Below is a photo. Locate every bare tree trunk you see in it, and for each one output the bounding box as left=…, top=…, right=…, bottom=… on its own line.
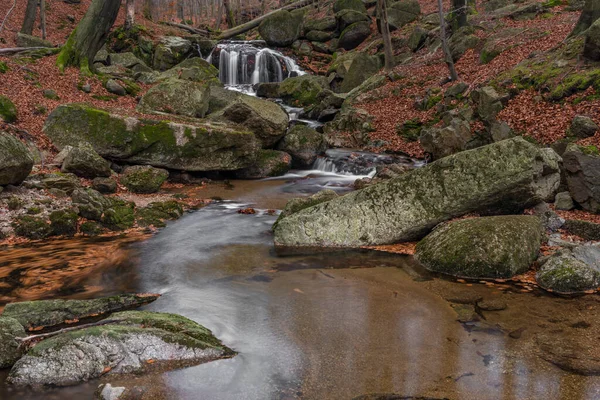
left=571, top=0, right=600, bottom=36
left=438, top=0, right=458, bottom=81
left=451, top=0, right=468, bottom=29
left=40, top=0, right=46, bottom=39
left=215, top=1, right=224, bottom=30
left=21, top=0, right=38, bottom=35
left=57, top=0, right=121, bottom=73
left=378, top=0, right=394, bottom=71
left=125, top=0, right=135, bottom=30
left=224, top=0, right=236, bottom=28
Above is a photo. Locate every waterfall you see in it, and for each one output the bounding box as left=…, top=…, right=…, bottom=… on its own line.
left=209, top=41, right=305, bottom=88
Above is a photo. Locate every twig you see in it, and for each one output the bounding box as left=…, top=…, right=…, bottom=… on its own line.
left=0, top=0, right=17, bottom=35
left=17, top=319, right=119, bottom=349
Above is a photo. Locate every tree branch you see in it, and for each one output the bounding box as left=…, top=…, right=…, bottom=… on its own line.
left=0, top=0, right=17, bottom=34
left=160, top=21, right=209, bottom=36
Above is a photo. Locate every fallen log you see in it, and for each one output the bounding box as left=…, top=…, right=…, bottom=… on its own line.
left=160, top=21, right=209, bottom=36
left=0, top=46, right=54, bottom=55
left=216, top=0, right=317, bottom=40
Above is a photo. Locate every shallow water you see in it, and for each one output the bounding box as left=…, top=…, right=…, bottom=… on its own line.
left=1, top=171, right=600, bottom=400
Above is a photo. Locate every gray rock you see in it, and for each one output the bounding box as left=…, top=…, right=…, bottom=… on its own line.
left=16, top=32, right=53, bottom=48
left=563, top=145, right=600, bottom=212
left=109, top=52, right=146, bottom=69
left=572, top=245, right=600, bottom=269
left=420, top=118, right=471, bottom=160
left=138, top=78, right=210, bottom=118
left=489, top=120, right=514, bottom=142
left=277, top=125, right=327, bottom=168
left=446, top=82, right=469, bottom=98
left=255, top=82, right=281, bottom=98
left=153, top=36, right=193, bottom=71
left=0, top=317, right=26, bottom=368
left=555, top=191, right=575, bottom=211
left=333, top=0, right=366, bottom=13
left=61, top=143, right=112, bottom=179
left=274, top=137, right=561, bottom=248
left=156, top=57, right=219, bottom=84
left=258, top=10, right=303, bottom=47
left=533, top=202, right=565, bottom=232
left=471, top=86, right=503, bottom=122
left=105, top=79, right=126, bottom=96
left=54, top=145, right=73, bottom=165
left=278, top=74, right=329, bottom=107
left=416, top=216, right=543, bottom=279
left=339, top=53, right=380, bottom=93
left=571, top=115, right=599, bottom=138
left=98, top=384, right=126, bottom=400
left=537, top=250, right=600, bottom=294
left=408, top=25, right=428, bottom=51
left=338, top=21, right=371, bottom=50
left=234, top=150, right=291, bottom=179
left=42, top=89, right=59, bottom=100
left=275, top=189, right=339, bottom=228
left=41, top=172, right=80, bottom=194
left=383, top=0, right=421, bottom=31
left=564, top=219, right=600, bottom=241
left=121, top=165, right=169, bottom=194
left=0, top=132, right=34, bottom=186
left=71, top=187, right=111, bottom=221
left=92, top=177, right=117, bottom=194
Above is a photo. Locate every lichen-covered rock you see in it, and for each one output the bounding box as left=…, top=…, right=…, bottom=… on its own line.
left=304, top=17, right=337, bottom=33
left=333, top=0, right=367, bottom=13
left=555, top=191, right=575, bottom=211
left=278, top=75, right=329, bottom=107
left=258, top=10, right=303, bottom=47
left=71, top=188, right=111, bottom=221
left=101, top=199, right=136, bottom=231
left=136, top=201, right=184, bottom=227
left=420, top=119, right=471, bottom=160
left=40, top=172, right=80, bottom=194
left=235, top=150, right=292, bottom=179
left=0, top=317, right=26, bottom=368
left=7, top=311, right=233, bottom=387
left=471, top=86, right=504, bottom=122
left=338, top=21, right=371, bottom=50
left=12, top=216, right=52, bottom=240
left=152, top=36, right=193, bottom=71
left=339, top=52, right=380, bottom=93
left=383, top=0, right=421, bottom=31
left=44, top=104, right=259, bottom=172
left=2, top=294, right=160, bottom=330
left=537, top=251, right=600, bottom=294
left=336, top=9, right=370, bottom=32
left=563, top=145, right=600, bottom=213
left=109, top=52, right=146, bottom=69
left=138, top=78, right=210, bottom=118
left=571, top=115, right=599, bottom=138
left=92, top=177, right=117, bottom=194
left=0, top=132, right=34, bottom=186
left=156, top=57, right=220, bottom=84
left=564, top=219, right=600, bottom=241
left=120, top=165, right=169, bottom=194
left=61, top=143, right=112, bottom=179
left=415, top=216, right=543, bottom=279
left=274, top=137, right=561, bottom=248
left=277, top=125, right=327, bottom=168
left=0, top=95, right=18, bottom=123
left=49, top=209, right=78, bottom=236
left=274, top=189, right=338, bottom=228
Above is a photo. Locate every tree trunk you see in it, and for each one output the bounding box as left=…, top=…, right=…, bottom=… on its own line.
left=438, top=0, right=458, bottom=81
left=378, top=0, right=394, bottom=71
left=215, top=1, right=224, bottom=30
left=40, top=0, right=46, bottom=39
left=21, top=0, right=38, bottom=35
left=571, top=0, right=600, bottom=36
left=224, top=0, right=236, bottom=28
left=57, top=0, right=121, bottom=73
left=451, top=0, right=468, bottom=29
left=125, top=0, right=135, bottom=30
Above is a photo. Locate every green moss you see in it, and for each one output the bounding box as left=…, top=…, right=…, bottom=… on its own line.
left=0, top=95, right=17, bottom=123
left=396, top=119, right=423, bottom=142
left=425, top=95, right=442, bottom=110
left=542, top=0, right=562, bottom=7
left=13, top=216, right=52, bottom=240
left=580, top=145, right=600, bottom=156
left=102, top=199, right=135, bottom=231
left=0, top=62, right=8, bottom=73
left=7, top=196, right=23, bottom=211
left=49, top=210, right=78, bottom=236
left=549, top=70, right=600, bottom=101
left=136, top=201, right=183, bottom=228
left=26, top=207, right=42, bottom=215
left=80, top=221, right=102, bottom=236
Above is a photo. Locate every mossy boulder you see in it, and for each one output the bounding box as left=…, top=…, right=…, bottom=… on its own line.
left=108, top=52, right=147, bottom=69
left=339, top=52, right=380, bottom=93
left=61, top=143, right=111, bottom=179
left=449, top=27, right=480, bottom=61
left=381, top=0, right=421, bottom=31
left=80, top=221, right=102, bottom=236
left=0, top=95, right=18, bottom=123
left=136, top=200, right=184, bottom=227
left=304, top=17, right=337, bottom=33
left=336, top=9, right=370, bottom=32
left=102, top=198, right=135, bottom=230
left=274, top=189, right=338, bottom=228
left=12, top=216, right=52, bottom=240
left=278, top=75, right=329, bottom=107
left=156, top=57, right=220, bottom=84
left=92, top=177, right=117, bottom=194
left=277, top=125, right=327, bottom=168
left=0, top=132, right=34, bottom=186
left=338, top=21, right=372, bottom=50
left=415, top=216, right=543, bottom=279
left=71, top=188, right=111, bottom=221
left=563, top=145, right=600, bottom=213
left=306, top=30, right=335, bottom=43
left=258, top=10, right=303, bottom=47
left=7, top=310, right=232, bottom=387
left=0, top=317, right=26, bottom=368
left=40, top=172, right=80, bottom=194
left=537, top=251, right=600, bottom=294
left=16, top=32, right=53, bottom=48
left=120, top=165, right=169, bottom=194
left=138, top=78, right=210, bottom=118
left=49, top=209, right=78, bottom=236
left=43, top=104, right=259, bottom=172
left=333, top=0, right=367, bottom=13
left=152, top=36, right=193, bottom=71
left=235, top=150, right=292, bottom=179
left=255, top=82, right=281, bottom=99
left=274, top=137, right=561, bottom=248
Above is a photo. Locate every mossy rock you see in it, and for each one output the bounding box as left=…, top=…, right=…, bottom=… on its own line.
left=277, top=125, right=326, bottom=168
left=80, top=221, right=103, bottom=236
left=338, top=21, right=372, bottom=51
left=537, top=252, right=600, bottom=294
left=61, top=143, right=111, bottom=179
left=13, top=216, right=52, bottom=240
left=102, top=198, right=136, bottom=231
left=71, top=187, right=111, bottom=221
left=157, top=57, right=220, bottom=84
left=0, top=95, right=18, bottom=123
left=0, top=132, right=34, bottom=186
left=449, top=27, right=480, bottom=61
left=382, top=0, right=421, bottom=31
left=258, top=10, right=303, bottom=47
left=138, top=78, right=210, bottom=118
left=339, top=52, right=381, bottom=93
left=121, top=165, right=169, bottom=194
left=333, top=0, right=367, bottom=13
left=278, top=75, right=329, bottom=107
left=49, top=210, right=78, bottom=236
left=0, top=317, right=26, bottom=368
left=235, top=150, right=292, bottom=179
left=336, top=9, right=370, bottom=32
left=136, top=200, right=184, bottom=227
left=304, top=17, right=337, bottom=33
left=274, top=189, right=338, bottom=229
left=16, top=32, right=53, bottom=48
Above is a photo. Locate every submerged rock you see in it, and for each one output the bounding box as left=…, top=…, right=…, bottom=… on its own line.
left=7, top=311, right=233, bottom=387
left=415, top=216, right=543, bottom=279
left=274, top=137, right=561, bottom=248
left=44, top=104, right=259, bottom=171
left=0, top=132, right=34, bottom=186
left=1, top=294, right=160, bottom=330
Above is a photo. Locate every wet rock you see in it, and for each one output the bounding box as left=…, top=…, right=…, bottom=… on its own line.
left=61, top=143, right=112, bottom=179
left=278, top=74, right=329, bottom=107
left=537, top=332, right=600, bottom=374
left=105, top=79, right=126, bottom=96
left=563, top=219, right=600, bottom=241
left=277, top=125, right=327, bottom=168
left=7, top=311, right=233, bottom=387
left=258, top=10, right=303, bottom=47
left=0, top=317, right=26, bottom=368
left=1, top=294, right=160, bottom=330
left=442, top=292, right=483, bottom=305
left=275, top=138, right=561, bottom=247
left=451, top=304, right=479, bottom=323
left=570, top=115, right=599, bottom=138
left=275, top=190, right=339, bottom=228
left=235, top=150, right=292, bottom=179
left=0, top=132, right=34, bottom=186
left=416, top=216, right=543, bottom=279
left=136, top=201, right=184, bottom=228
left=555, top=191, right=575, bottom=211
left=536, top=250, right=600, bottom=294
left=71, top=187, right=111, bottom=221
left=138, top=78, right=210, bottom=118
left=92, top=177, right=117, bottom=194
left=121, top=165, right=168, bottom=194
left=255, top=82, right=281, bottom=98
left=97, top=383, right=126, bottom=400
left=44, top=104, right=259, bottom=172
left=420, top=119, right=471, bottom=160
left=338, top=21, right=372, bottom=50
left=0, top=95, right=17, bottom=123
left=477, top=299, right=507, bottom=311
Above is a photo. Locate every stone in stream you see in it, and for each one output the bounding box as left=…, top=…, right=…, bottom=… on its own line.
left=277, top=125, right=327, bottom=168
left=415, top=216, right=544, bottom=279
left=274, top=137, right=561, bottom=248
left=234, top=150, right=292, bottom=179
left=138, top=78, right=210, bottom=118
left=7, top=311, right=234, bottom=387
left=43, top=104, right=259, bottom=171
left=1, top=293, right=160, bottom=330
left=274, top=189, right=339, bottom=229
left=0, top=131, right=34, bottom=186
left=278, top=74, right=329, bottom=107
left=0, top=316, right=26, bottom=368
left=536, top=249, right=600, bottom=294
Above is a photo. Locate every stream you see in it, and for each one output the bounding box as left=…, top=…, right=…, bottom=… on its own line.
left=1, top=43, right=600, bottom=399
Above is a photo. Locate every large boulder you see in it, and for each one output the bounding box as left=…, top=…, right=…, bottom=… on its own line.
left=0, top=317, right=26, bottom=368
left=156, top=57, right=220, bottom=84
left=563, top=145, right=600, bottom=213
left=584, top=18, right=600, bottom=61
left=0, top=132, right=34, bottom=186
left=7, top=311, right=234, bottom=387
left=61, top=143, right=111, bottom=179
left=0, top=95, right=17, bottom=123
left=153, top=36, right=193, bottom=71
left=420, top=119, right=472, bottom=160
left=43, top=104, right=259, bottom=171
left=382, top=0, right=421, bottom=31
left=274, top=189, right=339, bottom=228
left=138, top=78, right=210, bottom=118
left=109, top=52, right=147, bottom=69
left=339, top=52, right=380, bottom=93
left=333, top=0, right=367, bottom=13
left=415, top=216, right=543, bottom=279
left=274, top=137, right=561, bottom=248
left=235, top=150, right=292, bottom=179
left=120, top=165, right=169, bottom=194
left=338, top=21, right=372, bottom=50
left=304, top=17, right=337, bottom=33
left=278, top=74, right=329, bottom=107
left=336, top=9, right=370, bottom=32
left=277, top=125, right=327, bottom=168
left=570, top=115, right=599, bottom=138
left=258, top=10, right=303, bottom=47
